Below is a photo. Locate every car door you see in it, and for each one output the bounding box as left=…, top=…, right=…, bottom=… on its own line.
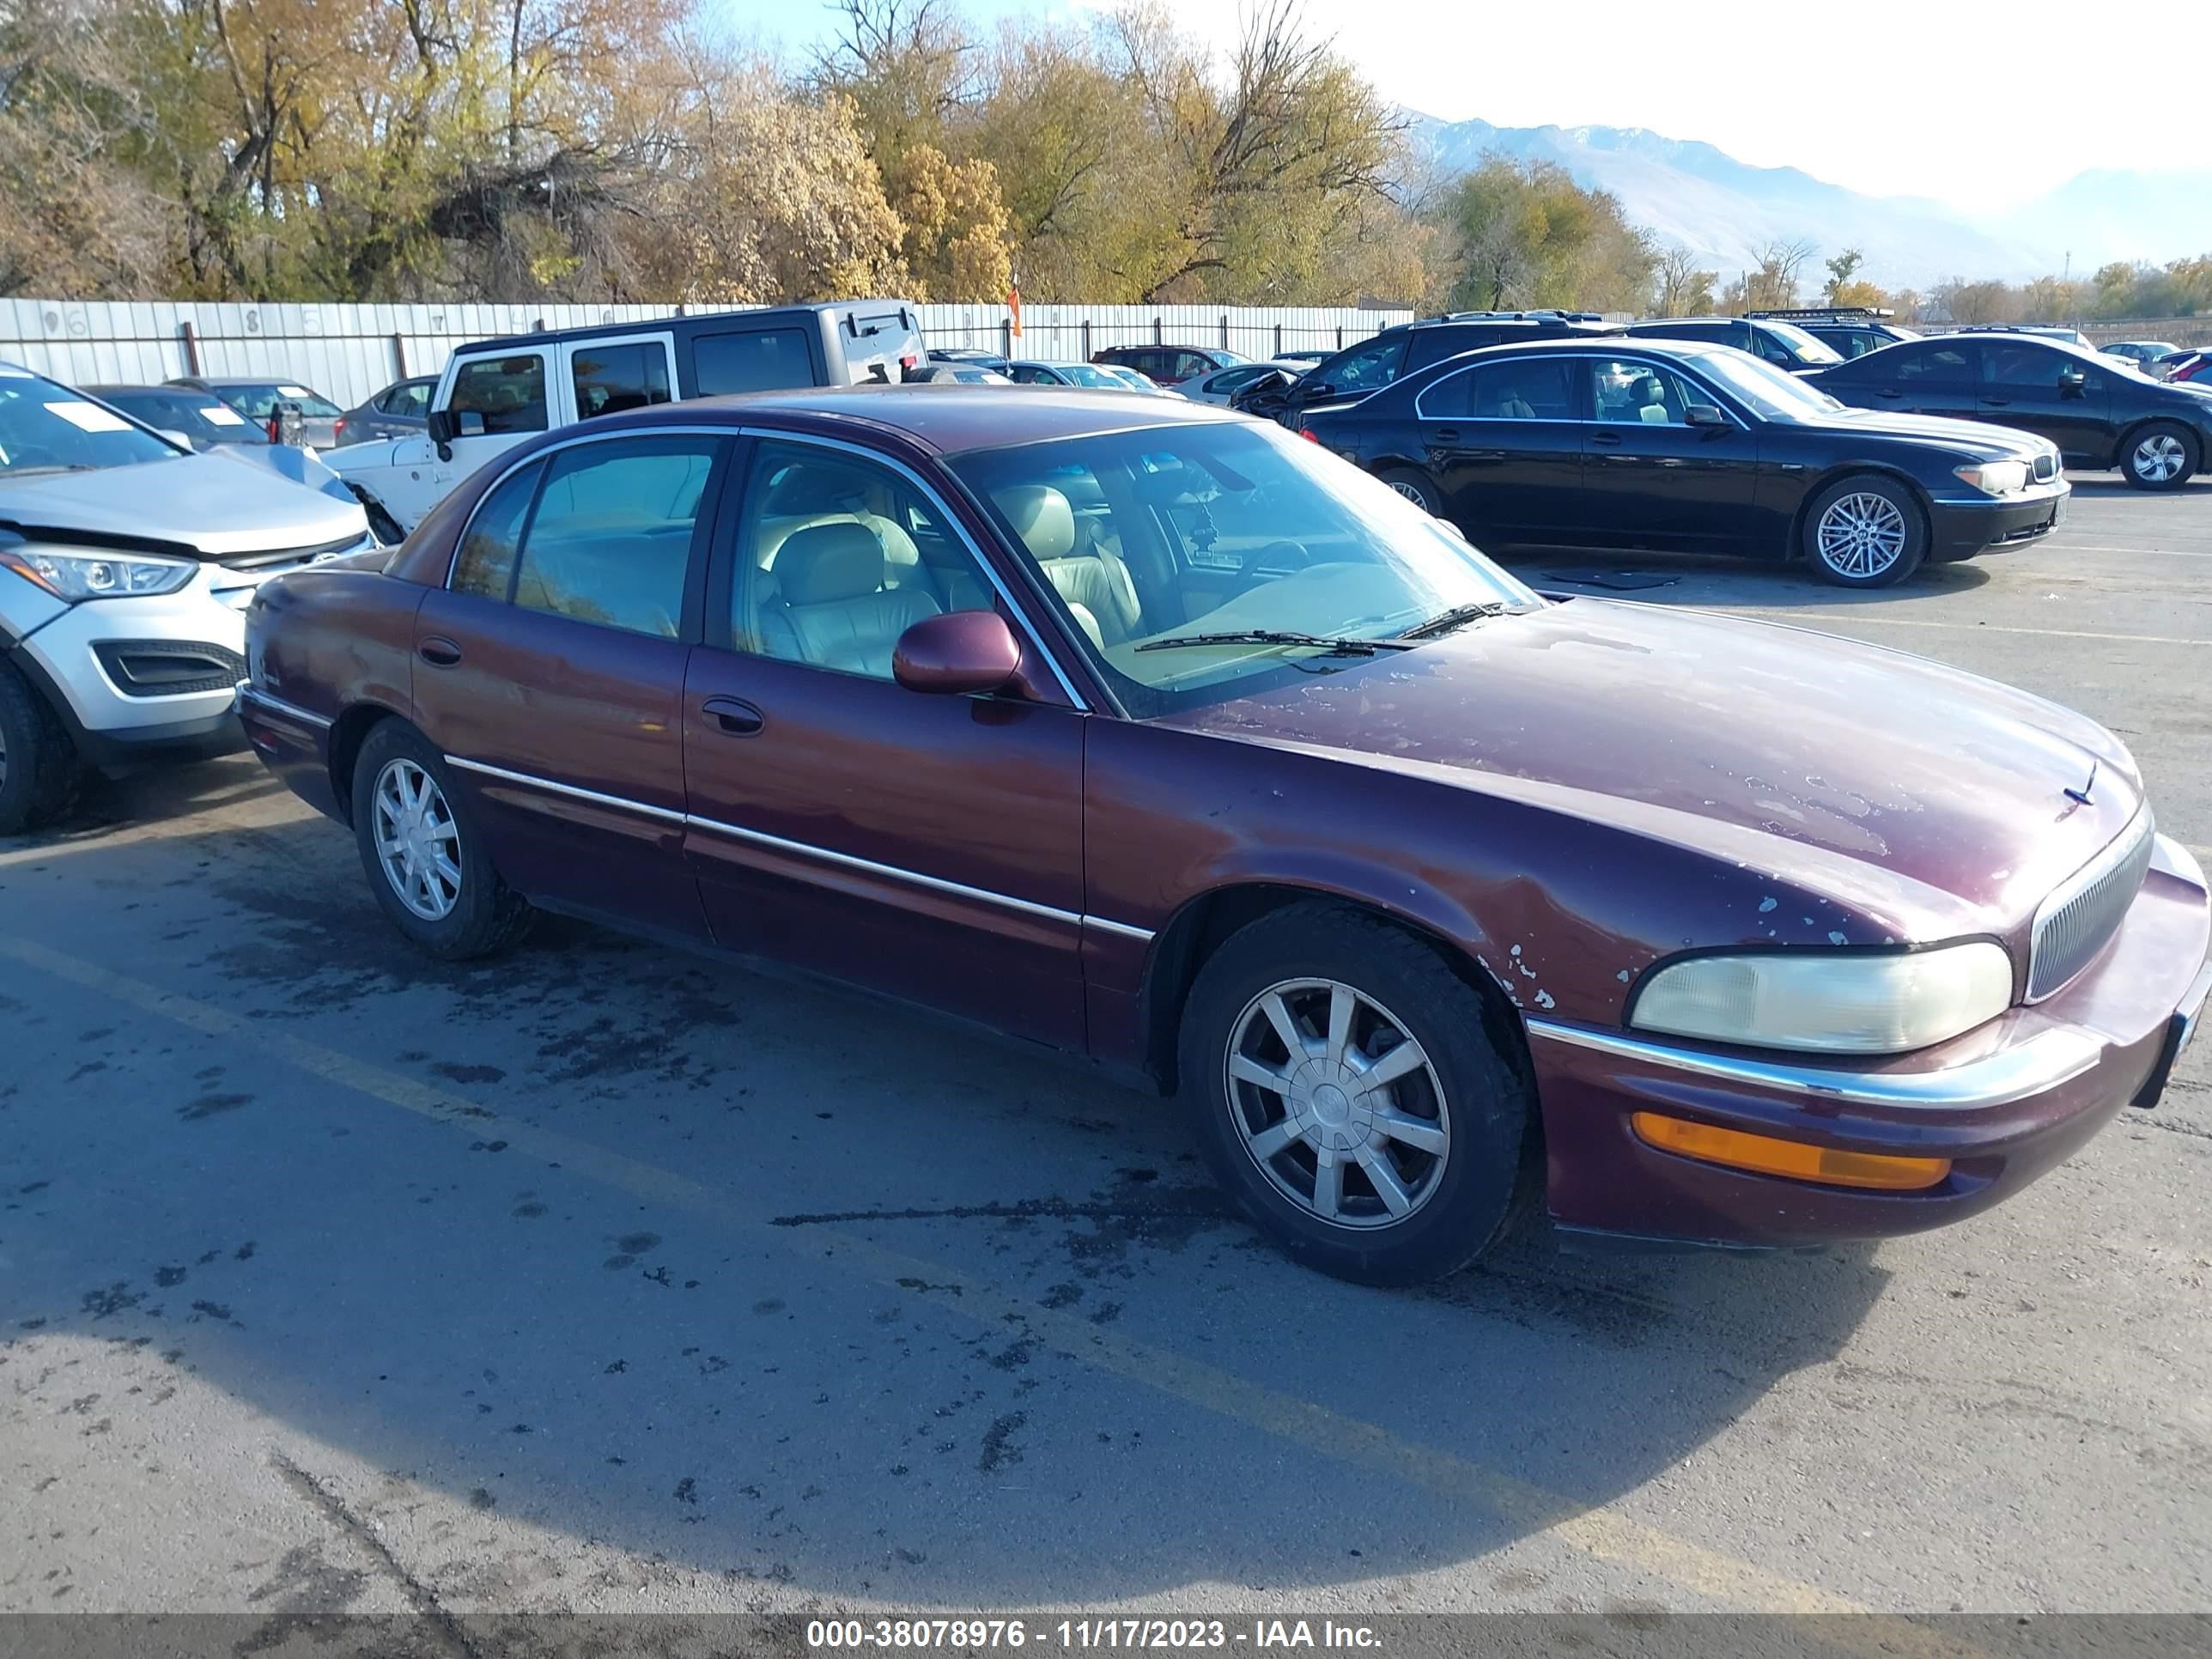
left=1846, top=341, right=1978, bottom=421
left=1976, top=341, right=2110, bottom=460
left=367, top=350, right=554, bottom=531
left=1416, top=356, right=1589, bottom=546
left=410, top=429, right=729, bottom=940
left=1577, top=356, right=1765, bottom=551
left=679, top=434, right=1091, bottom=1050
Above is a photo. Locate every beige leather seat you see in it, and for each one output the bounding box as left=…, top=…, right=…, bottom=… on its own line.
left=994, top=484, right=1144, bottom=645
left=753, top=464, right=922, bottom=589
left=761, top=521, right=940, bottom=678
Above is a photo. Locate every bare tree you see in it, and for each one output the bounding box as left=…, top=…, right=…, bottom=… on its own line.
left=1656, top=243, right=1717, bottom=316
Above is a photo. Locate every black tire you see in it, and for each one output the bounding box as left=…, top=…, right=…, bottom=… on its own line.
left=1375, top=467, right=1445, bottom=516
left=2118, top=422, right=2197, bottom=491
left=0, top=661, right=85, bottom=836
left=349, top=720, right=532, bottom=959
left=1802, top=473, right=1927, bottom=587
left=1178, top=902, right=1534, bottom=1285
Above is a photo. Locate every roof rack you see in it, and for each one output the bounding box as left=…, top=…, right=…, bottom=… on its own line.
left=1747, top=307, right=1896, bottom=321
left=1420, top=309, right=1607, bottom=325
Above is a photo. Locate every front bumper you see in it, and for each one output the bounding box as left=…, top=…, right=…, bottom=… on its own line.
left=1528, top=835, right=2210, bottom=1249
left=1927, top=479, right=2069, bottom=562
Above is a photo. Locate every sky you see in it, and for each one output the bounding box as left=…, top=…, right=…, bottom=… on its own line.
left=717, top=0, right=2212, bottom=213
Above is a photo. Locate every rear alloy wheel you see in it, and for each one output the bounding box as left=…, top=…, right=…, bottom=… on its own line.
left=1376, top=467, right=1444, bottom=515
left=2120, top=422, right=2197, bottom=490
left=1804, top=475, right=1925, bottom=586
left=1182, top=902, right=1534, bottom=1285
left=350, top=720, right=532, bottom=959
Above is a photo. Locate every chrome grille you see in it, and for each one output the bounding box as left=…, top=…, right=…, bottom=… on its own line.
left=2027, top=810, right=2155, bottom=1000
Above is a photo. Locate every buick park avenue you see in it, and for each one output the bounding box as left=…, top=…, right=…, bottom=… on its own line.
left=236, top=387, right=2211, bottom=1284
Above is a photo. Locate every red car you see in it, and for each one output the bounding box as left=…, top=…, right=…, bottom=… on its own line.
left=236, top=387, right=2212, bottom=1284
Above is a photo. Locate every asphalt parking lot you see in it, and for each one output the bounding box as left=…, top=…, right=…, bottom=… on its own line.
left=3, top=477, right=2209, bottom=1623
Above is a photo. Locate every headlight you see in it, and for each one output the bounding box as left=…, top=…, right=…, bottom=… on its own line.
left=1630, top=942, right=2014, bottom=1054
left=1954, top=461, right=2027, bottom=495
left=0, top=544, right=198, bottom=602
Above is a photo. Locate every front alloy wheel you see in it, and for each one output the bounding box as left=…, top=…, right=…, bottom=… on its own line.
left=1225, top=978, right=1450, bottom=1227
left=373, top=757, right=461, bottom=920
left=1816, top=491, right=1907, bottom=579
left=1181, top=902, right=1534, bottom=1285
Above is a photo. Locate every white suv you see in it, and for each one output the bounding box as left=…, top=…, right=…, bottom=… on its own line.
left=0, top=365, right=374, bottom=833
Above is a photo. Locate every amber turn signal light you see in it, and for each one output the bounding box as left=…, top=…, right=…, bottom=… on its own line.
left=1631, top=1112, right=1951, bottom=1192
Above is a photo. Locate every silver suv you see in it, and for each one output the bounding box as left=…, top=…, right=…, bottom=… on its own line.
left=0, top=365, right=374, bottom=832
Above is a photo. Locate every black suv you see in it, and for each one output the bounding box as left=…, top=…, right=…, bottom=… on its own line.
left=1233, top=311, right=1619, bottom=425
left=1809, top=331, right=2212, bottom=489
left=1622, top=315, right=1844, bottom=373
left=1748, top=307, right=1919, bottom=360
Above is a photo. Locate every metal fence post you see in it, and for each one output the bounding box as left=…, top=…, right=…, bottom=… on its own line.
left=1153, top=316, right=1164, bottom=345
left=1336, top=326, right=1344, bottom=349
left=1083, top=320, right=1092, bottom=359
left=392, top=331, right=409, bottom=377
left=1002, top=318, right=1012, bottom=358
left=1220, top=315, right=1229, bottom=349
left=180, top=320, right=201, bottom=376
left=1274, top=323, right=1283, bottom=356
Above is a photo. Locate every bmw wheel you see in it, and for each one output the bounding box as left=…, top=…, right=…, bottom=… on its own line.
left=2120, top=422, right=2197, bottom=491
left=1181, top=902, right=1534, bottom=1285
left=1804, top=475, right=1926, bottom=587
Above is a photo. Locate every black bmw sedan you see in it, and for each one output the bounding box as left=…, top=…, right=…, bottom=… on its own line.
left=1297, top=338, right=2069, bottom=586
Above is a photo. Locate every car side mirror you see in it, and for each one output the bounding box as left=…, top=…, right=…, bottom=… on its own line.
left=1303, top=381, right=1334, bottom=398
left=893, top=611, right=1023, bottom=696
left=2059, top=369, right=2087, bottom=399
left=1684, top=404, right=1727, bottom=428
left=425, top=408, right=457, bottom=446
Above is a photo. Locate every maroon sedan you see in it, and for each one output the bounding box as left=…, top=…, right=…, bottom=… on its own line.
left=234, top=387, right=2212, bottom=1284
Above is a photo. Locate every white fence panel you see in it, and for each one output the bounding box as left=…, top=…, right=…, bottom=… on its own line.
left=0, top=297, right=1411, bottom=406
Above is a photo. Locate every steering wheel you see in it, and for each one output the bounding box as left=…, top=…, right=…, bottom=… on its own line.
left=1236, top=539, right=1313, bottom=585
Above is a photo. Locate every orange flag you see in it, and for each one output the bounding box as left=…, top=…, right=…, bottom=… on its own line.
left=1008, top=278, right=1023, bottom=339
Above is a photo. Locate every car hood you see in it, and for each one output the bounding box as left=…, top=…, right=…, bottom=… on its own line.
left=0, top=451, right=367, bottom=557
left=1805, top=404, right=2056, bottom=459
left=1159, top=598, right=2141, bottom=940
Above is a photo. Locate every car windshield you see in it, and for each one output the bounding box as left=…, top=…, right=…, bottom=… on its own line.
left=1693, top=350, right=1846, bottom=420
left=211, top=382, right=343, bottom=419
left=1051, top=364, right=1121, bottom=388
left=1762, top=320, right=1844, bottom=364
left=0, top=374, right=182, bottom=476
left=950, top=420, right=1541, bottom=715
left=97, top=390, right=269, bottom=446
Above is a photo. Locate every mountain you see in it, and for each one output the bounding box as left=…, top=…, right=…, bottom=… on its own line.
left=1404, top=115, right=2210, bottom=289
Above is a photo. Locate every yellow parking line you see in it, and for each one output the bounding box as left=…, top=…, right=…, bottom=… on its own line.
left=2, top=933, right=1990, bottom=1644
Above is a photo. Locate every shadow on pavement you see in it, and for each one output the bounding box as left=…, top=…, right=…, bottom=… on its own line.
left=2, top=802, right=1891, bottom=1607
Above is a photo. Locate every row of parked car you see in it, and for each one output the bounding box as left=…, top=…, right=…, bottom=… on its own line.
left=7, top=293, right=2207, bottom=840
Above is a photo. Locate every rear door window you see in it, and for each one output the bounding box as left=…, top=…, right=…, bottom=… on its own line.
left=451, top=460, right=545, bottom=600
left=448, top=355, right=549, bottom=434
left=1420, top=358, right=1578, bottom=421
left=692, top=329, right=816, bottom=395
left=508, top=436, right=722, bottom=636
left=569, top=341, right=672, bottom=420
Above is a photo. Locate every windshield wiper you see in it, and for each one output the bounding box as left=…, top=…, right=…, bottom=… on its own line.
left=1398, top=601, right=1513, bottom=641
left=1134, top=629, right=1414, bottom=657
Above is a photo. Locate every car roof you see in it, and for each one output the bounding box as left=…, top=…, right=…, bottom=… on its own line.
left=602, top=381, right=1241, bottom=454
left=459, top=299, right=917, bottom=356
left=184, top=375, right=314, bottom=387
left=84, top=384, right=179, bottom=396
